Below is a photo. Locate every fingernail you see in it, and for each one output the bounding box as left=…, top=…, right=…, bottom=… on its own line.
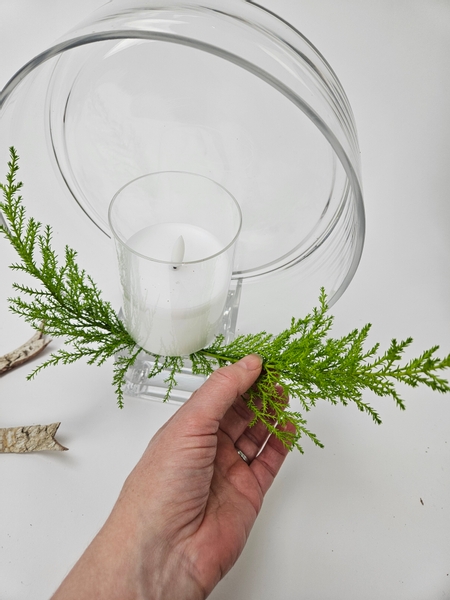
left=236, top=354, right=262, bottom=370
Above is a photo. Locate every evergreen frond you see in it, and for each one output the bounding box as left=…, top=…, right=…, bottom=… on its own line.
left=2, top=147, right=450, bottom=452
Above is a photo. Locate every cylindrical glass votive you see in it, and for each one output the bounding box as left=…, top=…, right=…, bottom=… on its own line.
left=108, top=171, right=242, bottom=356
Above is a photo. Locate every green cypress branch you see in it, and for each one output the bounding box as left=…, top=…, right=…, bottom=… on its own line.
left=2, top=147, right=450, bottom=451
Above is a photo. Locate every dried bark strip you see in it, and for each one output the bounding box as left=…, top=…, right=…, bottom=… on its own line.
left=0, top=422, right=67, bottom=453
left=0, top=328, right=51, bottom=375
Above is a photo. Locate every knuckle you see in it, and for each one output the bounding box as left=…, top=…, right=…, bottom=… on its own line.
left=209, top=364, right=240, bottom=392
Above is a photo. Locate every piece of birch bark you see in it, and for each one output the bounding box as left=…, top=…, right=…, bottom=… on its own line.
left=0, top=422, right=67, bottom=453
left=0, top=328, right=51, bottom=375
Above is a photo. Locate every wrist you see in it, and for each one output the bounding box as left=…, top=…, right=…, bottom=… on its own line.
left=51, top=502, right=205, bottom=600
left=139, top=541, right=206, bottom=600
left=106, top=499, right=206, bottom=600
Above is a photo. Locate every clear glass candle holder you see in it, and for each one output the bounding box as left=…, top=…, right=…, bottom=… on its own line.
left=108, top=171, right=242, bottom=357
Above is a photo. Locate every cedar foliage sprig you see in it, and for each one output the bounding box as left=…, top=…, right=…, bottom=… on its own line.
left=1, top=147, right=450, bottom=452
left=0, top=147, right=140, bottom=405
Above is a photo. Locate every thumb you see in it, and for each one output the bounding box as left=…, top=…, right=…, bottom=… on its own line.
left=186, top=354, right=262, bottom=423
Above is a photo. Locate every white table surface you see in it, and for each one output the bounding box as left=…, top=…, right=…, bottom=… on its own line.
left=1, top=1, right=450, bottom=599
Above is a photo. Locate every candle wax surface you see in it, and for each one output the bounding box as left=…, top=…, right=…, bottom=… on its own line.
left=127, top=222, right=224, bottom=263
left=120, top=222, right=232, bottom=356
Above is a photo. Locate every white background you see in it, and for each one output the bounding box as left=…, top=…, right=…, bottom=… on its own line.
left=1, top=1, right=450, bottom=599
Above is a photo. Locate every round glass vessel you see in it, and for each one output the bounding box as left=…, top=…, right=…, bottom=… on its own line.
left=0, top=0, right=365, bottom=333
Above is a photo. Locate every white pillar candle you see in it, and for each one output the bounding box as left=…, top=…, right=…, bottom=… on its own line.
left=109, top=171, right=241, bottom=357
left=119, top=222, right=233, bottom=356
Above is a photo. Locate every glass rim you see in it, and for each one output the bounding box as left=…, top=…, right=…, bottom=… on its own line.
left=108, top=170, right=243, bottom=265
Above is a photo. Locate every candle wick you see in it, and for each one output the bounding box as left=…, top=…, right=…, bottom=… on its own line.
left=171, top=235, right=185, bottom=269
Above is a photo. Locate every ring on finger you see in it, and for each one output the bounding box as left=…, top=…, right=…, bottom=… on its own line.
left=237, top=448, right=250, bottom=464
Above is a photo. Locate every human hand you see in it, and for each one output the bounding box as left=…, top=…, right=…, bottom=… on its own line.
left=52, top=355, right=294, bottom=600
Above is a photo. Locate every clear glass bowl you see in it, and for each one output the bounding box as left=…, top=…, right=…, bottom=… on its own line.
left=0, top=0, right=365, bottom=399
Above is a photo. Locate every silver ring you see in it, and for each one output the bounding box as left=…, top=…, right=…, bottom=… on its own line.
left=237, top=449, right=249, bottom=464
